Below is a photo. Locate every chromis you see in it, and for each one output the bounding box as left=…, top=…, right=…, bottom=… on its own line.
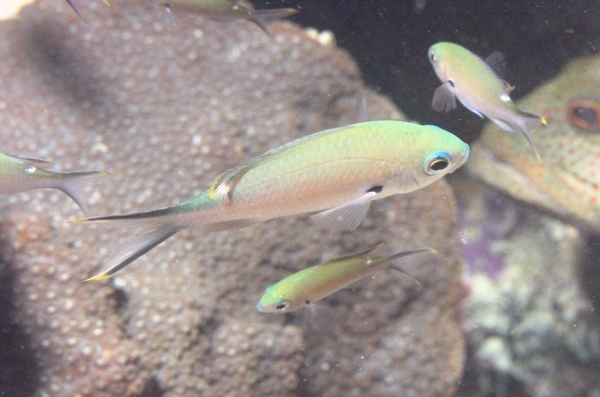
left=256, top=244, right=436, bottom=313
left=468, top=53, right=600, bottom=232
left=79, top=120, right=468, bottom=281
left=165, top=0, right=298, bottom=35
left=0, top=151, right=106, bottom=215
left=428, top=42, right=547, bottom=160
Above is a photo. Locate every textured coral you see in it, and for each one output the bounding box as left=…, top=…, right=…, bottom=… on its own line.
left=0, top=1, right=464, bottom=396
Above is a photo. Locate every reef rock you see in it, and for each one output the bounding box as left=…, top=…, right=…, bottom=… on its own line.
left=0, top=1, right=465, bottom=396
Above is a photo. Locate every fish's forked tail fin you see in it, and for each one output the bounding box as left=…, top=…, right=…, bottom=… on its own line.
left=57, top=170, right=108, bottom=216
left=517, top=111, right=547, bottom=162
left=250, top=8, right=298, bottom=35
left=72, top=207, right=185, bottom=281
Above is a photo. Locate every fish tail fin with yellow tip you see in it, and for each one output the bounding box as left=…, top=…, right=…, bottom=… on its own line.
left=74, top=207, right=185, bottom=281
left=83, top=224, right=181, bottom=281
left=517, top=111, right=547, bottom=162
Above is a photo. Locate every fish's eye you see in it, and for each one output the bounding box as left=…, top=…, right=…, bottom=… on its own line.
left=567, top=99, right=600, bottom=131
left=274, top=299, right=290, bottom=311
left=424, top=151, right=451, bottom=175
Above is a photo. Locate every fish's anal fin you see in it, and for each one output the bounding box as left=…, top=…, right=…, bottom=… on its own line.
left=432, top=81, right=457, bottom=112
left=310, top=190, right=378, bottom=231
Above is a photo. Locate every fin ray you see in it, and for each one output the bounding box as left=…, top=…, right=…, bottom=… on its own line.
left=432, top=82, right=457, bottom=112
left=310, top=191, right=377, bottom=231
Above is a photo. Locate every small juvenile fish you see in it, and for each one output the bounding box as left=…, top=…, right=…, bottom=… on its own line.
left=78, top=120, right=469, bottom=281
left=0, top=151, right=106, bottom=214
left=428, top=42, right=546, bottom=160
left=256, top=245, right=436, bottom=313
left=165, top=0, right=298, bottom=35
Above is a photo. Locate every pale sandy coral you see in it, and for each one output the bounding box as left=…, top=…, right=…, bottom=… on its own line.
left=0, top=1, right=465, bottom=396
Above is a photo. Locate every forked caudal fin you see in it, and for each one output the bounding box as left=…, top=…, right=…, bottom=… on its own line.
left=57, top=170, right=108, bottom=216
left=83, top=224, right=182, bottom=281
left=73, top=206, right=185, bottom=281
left=517, top=111, right=547, bottom=162
left=250, top=8, right=298, bottom=35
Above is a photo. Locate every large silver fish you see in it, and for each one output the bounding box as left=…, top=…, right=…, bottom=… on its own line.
left=78, top=120, right=469, bottom=281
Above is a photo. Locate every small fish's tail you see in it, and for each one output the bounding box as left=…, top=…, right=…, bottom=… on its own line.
left=516, top=111, right=547, bottom=162
left=57, top=170, right=108, bottom=216
left=250, top=8, right=298, bottom=35
left=75, top=208, right=186, bottom=281
left=66, top=0, right=85, bottom=21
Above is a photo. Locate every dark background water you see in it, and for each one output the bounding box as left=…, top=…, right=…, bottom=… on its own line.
left=260, top=0, right=600, bottom=141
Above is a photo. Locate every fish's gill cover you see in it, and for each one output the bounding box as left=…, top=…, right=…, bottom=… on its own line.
left=0, top=1, right=464, bottom=396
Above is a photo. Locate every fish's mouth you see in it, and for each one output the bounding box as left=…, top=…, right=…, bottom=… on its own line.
left=256, top=302, right=266, bottom=313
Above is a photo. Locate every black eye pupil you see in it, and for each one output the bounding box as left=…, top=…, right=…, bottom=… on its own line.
left=430, top=159, right=448, bottom=171
left=276, top=303, right=286, bottom=309
left=573, top=107, right=598, bottom=124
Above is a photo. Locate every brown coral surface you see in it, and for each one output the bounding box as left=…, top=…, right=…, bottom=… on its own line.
left=0, top=1, right=465, bottom=396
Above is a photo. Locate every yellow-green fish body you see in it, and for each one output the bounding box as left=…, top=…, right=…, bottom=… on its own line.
left=468, top=54, right=600, bottom=231
left=166, top=0, right=297, bottom=34
left=429, top=42, right=546, bottom=158
left=256, top=245, right=435, bottom=312
left=0, top=151, right=106, bottom=214
left=82, top=120, right=469, bottom=280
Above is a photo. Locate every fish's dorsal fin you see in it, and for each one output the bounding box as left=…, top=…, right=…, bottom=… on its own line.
left=6, top=152, right=53, bottom=165
left=310, top=190, right=378, bottom=231
left=484, top=51, right=507, bottom=78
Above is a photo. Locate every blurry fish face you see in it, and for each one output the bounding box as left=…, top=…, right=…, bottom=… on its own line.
left=257, top=286, right=295, bottom=313
left=428, top=44, right=448, bottom=80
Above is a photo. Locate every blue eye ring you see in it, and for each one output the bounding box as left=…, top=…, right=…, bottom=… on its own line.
left=425, top=151, right=451, bottom=175
left=274, top=298, right=290, bottom=311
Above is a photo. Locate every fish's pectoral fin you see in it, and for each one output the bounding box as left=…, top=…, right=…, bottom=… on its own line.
left=484, top=51, right=507, bottom=78
left=432, top=81, right=457, bottom=112
left=310, top=190, right=378, bottom=231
